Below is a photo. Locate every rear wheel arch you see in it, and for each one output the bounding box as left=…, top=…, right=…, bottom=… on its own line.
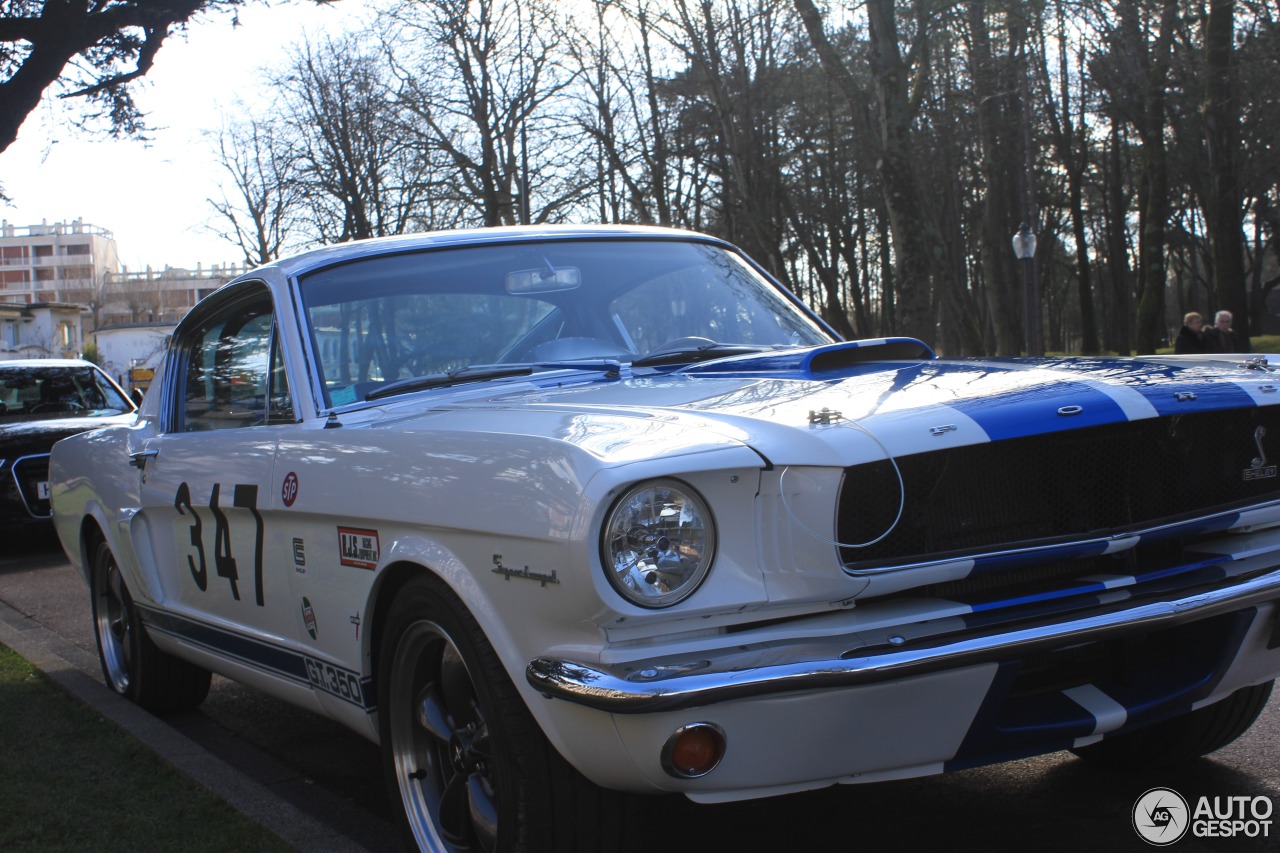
left=74, top=506, right=138, bottom=592
left=88, top=535, right=211, bottom=713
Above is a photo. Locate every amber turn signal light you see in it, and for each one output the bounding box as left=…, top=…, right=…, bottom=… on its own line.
left=662, top=722, right=726, bottom=779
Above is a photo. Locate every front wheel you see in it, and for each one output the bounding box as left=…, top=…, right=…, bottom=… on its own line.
left=1071, top=681, right=1274, bottom=769
left=90, top=537, right=211, bottom=714
left=377, top=574, right=636, bottom=853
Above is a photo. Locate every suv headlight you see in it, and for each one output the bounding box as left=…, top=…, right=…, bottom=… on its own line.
left=601, top=479, right=716, bottom=608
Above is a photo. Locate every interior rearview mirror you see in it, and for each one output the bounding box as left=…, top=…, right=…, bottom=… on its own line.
left=505, top=264, right=581, bottom=294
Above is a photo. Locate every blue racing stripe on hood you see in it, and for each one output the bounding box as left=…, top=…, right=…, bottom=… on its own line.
left=1011, top=357, right=1262, bottom=416
left=943, top=376, right=1130, bottom=441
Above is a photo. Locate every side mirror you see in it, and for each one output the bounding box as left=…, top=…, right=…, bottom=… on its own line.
left=131, top=388, right=145, bottom=407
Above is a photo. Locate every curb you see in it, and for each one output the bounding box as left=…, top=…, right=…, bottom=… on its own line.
left=0, top=597, right=372, bottom=853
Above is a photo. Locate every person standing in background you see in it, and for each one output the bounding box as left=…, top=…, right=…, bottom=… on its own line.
left=1204, top=310, right=1242, bottom=353
left=1175, top=312, right=1210, bottom=354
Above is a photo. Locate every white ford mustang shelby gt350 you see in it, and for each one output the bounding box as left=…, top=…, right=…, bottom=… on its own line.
left=51, top=226, right=1280, bottom=851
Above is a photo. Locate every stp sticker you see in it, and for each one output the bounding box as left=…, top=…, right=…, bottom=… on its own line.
left=282, top=472, right=300, bottom=507
left=338, top=527, right=380, bottom=569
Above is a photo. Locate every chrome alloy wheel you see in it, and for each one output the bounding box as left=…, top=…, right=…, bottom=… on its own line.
left=388, top=619, right=499, bottom=852
left=93, top=546, right=133, bottom=695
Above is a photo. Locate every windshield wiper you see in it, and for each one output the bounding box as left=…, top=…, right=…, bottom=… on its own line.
left=363, top=359, right=626, bottom=402
left=534, top=358, right=623, bottom=375
left=365, top=365, right=534, bottom=400
left=630, top=343, right=772, bottom=369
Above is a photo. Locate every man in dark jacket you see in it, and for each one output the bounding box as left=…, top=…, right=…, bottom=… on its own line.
left=1204, top=310, right=1242, bottom=353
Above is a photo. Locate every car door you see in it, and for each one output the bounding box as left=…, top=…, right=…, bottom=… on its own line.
left=136, top=281, right=300, bottom=647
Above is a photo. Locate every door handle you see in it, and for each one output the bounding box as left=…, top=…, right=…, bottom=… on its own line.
left=129, top=448, right=159, bottom=469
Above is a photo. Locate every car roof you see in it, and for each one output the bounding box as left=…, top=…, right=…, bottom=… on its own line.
left=238, top=224, right=727, bottom=281
left=0, top=358, right=100, bottom=370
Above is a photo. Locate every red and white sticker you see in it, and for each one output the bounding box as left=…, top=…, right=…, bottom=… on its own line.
left=338, top=527, right=380, bottom=570
left=281, top=472, right=299, bottom=507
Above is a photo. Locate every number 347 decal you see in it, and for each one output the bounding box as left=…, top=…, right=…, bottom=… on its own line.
left=174, top=481, right=265, bottom=606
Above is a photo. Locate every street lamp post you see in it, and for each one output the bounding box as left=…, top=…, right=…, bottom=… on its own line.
left=1012, top=222, right=1043, bottom=356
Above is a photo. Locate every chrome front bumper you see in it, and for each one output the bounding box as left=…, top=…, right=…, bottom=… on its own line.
left=527, top=567, right=1280, bottom=714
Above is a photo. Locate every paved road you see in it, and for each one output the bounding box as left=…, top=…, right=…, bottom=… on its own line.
left=3, top=531, right=1279, bottom=852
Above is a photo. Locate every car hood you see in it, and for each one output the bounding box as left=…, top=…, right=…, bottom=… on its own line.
left=364, top=343, right=1280, bottom=467
left=0, top=412, right=137, bottom=459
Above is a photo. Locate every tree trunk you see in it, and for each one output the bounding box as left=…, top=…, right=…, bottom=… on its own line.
left=864, top=0, right=941, bottom=345
left=1103, top=124, right=1134, bottom=355
left=1132, top=0, right=1179, bottom=354
left=967, top=1, right=1022, bottom=355
left=1203, top=0, right=1249, bottom=349
left=793, top=0, right=942, bottom=346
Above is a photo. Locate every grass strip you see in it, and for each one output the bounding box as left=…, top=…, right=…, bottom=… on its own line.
left=0, top=643, right=293, bottom=853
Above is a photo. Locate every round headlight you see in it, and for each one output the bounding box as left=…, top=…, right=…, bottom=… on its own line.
left=602, top=479, right=716, bottom=608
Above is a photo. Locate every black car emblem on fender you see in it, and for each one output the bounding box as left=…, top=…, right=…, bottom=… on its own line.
left=1245, top=425, right=1277, bottom=481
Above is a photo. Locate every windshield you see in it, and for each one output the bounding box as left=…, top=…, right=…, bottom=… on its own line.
left=0, top=364, right=134, bottom=422
left=299, top=238, right=833, bottom=406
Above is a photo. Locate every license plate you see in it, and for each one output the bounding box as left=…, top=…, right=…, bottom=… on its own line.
left=37, top=481, right=49, bottom=500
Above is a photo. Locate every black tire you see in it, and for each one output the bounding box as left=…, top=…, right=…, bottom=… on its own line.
left=1071, top=680, right=1274, bottom=769
left=90, top=538, right=211, bottom=714
left=377, top=574, right=637, bottom=853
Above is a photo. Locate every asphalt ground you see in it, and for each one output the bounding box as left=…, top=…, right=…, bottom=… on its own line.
left=3, top=528, right=1280, bottom=852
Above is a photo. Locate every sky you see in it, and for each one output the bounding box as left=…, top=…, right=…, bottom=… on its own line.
left=0, top=1, right=376, bottom=272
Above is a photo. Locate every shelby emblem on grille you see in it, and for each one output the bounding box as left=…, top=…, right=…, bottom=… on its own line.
left=1245, top=425, right=1277, bottom=481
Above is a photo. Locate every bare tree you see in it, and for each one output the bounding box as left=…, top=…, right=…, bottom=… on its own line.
left=208, top=116, right=301, bottom=266
left=1119, top=0, right=1181, bottom=354
left=1202, top=0, right=1249, bottom=348
left=197, top=0, right=1280, bottom=355
left=1038, top=0, right=1100, bottom=354
left=103, top=272, right=164, bottom=324
left=275, top=33, right=432, bottom=242
left=0, top=0, right=249, bottom=154
left=793, top=0, right=945, bottom=347
left=563, top=0, right=670, bottom=225
left=388, top=0, right=585, bottom=226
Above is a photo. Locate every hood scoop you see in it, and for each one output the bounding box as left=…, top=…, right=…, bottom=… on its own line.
left=681, top=337, right=935, bottom=378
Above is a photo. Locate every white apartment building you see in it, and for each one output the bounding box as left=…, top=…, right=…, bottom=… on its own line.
left=0, top=219, right=243, bottom=334
left=0, top=218, right=119, bottom=306
left=105, top=263, right=240, bottom=327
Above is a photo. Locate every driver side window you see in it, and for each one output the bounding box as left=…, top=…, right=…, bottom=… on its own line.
left=176, top=285, right=290, bottom=432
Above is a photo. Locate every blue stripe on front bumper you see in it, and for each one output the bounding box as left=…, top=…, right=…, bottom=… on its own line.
left=943, top=607, right=1257, bottom=771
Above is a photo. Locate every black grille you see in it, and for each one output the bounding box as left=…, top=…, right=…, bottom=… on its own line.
left=837, top=408, right=1280, bottom=568
left=12, top=454, right=52, bottom=518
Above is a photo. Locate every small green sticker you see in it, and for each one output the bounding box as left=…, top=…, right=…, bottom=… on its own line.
left=302, top=597, right=317, bottom=640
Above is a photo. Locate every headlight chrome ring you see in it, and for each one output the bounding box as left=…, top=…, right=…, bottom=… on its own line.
left=601, top=478, right=716, bottom=608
